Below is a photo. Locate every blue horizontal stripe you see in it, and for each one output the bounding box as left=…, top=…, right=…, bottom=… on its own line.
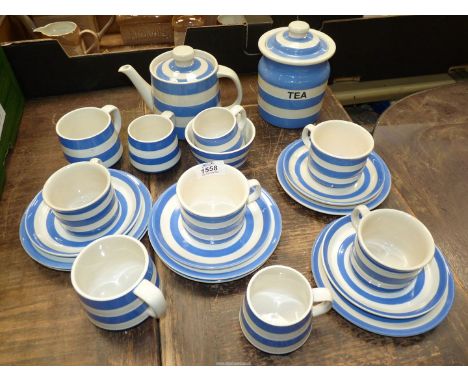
left=154, top=93, right=220, bottom=118
left=64, top=138, right=122, bottom=163
left=182, top=204, right=245, bottom=224
left=66, top=203, right=120, bottom=236
left=258, top=87, right=324, bottom=110
left=87, top=301, right=148, bottom=324
left=79, top=260, right=155, bottom=310
left=241, top=309, right=312, bottom=348
left=244, top=299, right=311, bottom=334
left=168, top=58, right=201, bottom=73
left=128, top=132, right=176, bottom=151
left=309, top=159, right=365, bottom=179
left=307, top=168, right=356, bottom=189
left=258, top=105, right=320, bottom=129
left=152, top=73, right=218, bottom=95
left=190, top=139, right=249, bottom=158
left=267, top=35, right=329, bottom=61
left=59, top=123, right=115, bottom=150
left=310, top=145, right=367, bottom=167
left=195, top=125, right=239, bottom=147
left=182, top=213, right=244, bottom=237
left=352, top=249, right=417, bottom=286
left=58, top=193, right=117, bottom=227
left=57, top=186, right=111, bottom=216
left=129, top=147, right=180, bottom=165
left=175, top=126, right=187, bottom=139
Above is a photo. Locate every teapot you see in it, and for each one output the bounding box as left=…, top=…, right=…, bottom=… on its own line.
left=119, top=45, right=243, bottom=139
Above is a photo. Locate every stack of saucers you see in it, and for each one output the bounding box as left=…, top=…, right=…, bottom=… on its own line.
left=20, top=160, right=152, bottom=271
left=148, top=163, right=282, bottom=283
left=311, top=206, right=455, bottom=337
left=276, top=120, right=391, bottom=215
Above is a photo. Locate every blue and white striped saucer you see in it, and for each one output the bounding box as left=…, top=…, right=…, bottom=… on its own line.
left=321, top=215, right=448, bottom=319
left=283, top=140, right=386, bottom=206
left=311, top=223, right=455, bottom=337
left=20, top=175, right=152, bottom=271
left=148, top=185, right=282, bottom=283
left=276, top=145, right=391, bottom=215
left=24, top=170, right=141, bottom=256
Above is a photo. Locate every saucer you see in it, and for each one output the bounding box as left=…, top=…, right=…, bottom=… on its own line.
left=276, top=147, right=391, bottom=215
left=148, top=185, right=282, bottom=282
left=311, top=223, right=455, bottom=337
left=20, top=173, right=152, bottom=271
left=283, top=140, right=386, bottom=206
left=24, top=169, right=141, bottom=256
left=322, top=215, right=448, bottom=319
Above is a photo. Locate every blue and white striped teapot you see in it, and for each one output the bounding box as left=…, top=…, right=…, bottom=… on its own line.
left=257, top=21, right=336, bottom=128
left=119, top=45, right=243, bottom=139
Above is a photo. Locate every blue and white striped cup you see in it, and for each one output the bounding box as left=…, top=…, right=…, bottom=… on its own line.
left=240, top=265, right=332, bottom=355
left=71, top=235, right=166, bottom=331
left=351, top=205, right=435, bottom=290
left=301, top=120, right=374, bottom=189
left=192, top=106, right=247, bottom=153
left=176, top=163, right=261, bottom=244
left=56, top=105, right=123, bottom=168
left=128, top=111, right=181, bottom=173
left=42, top=158, right=120, bottom=236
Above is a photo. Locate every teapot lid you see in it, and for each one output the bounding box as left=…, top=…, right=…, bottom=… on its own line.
left=153, top=45, right=216, bottom=83
left=258, top=21, right=336, bottom=66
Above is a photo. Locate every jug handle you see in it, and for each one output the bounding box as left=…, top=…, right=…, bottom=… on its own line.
left=217, top=65, right=243, bottom=107
left=80, top=29, right=100, bottom=54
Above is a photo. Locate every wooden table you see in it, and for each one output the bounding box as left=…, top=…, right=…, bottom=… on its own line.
left=0, top=75, right=466, bottom=365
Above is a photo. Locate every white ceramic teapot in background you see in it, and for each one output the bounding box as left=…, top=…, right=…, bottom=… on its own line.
left=119, top=45, right=243, bottom=139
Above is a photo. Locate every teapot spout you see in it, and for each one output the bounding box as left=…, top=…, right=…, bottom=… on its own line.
left=118, top=65, right=154, bottom=111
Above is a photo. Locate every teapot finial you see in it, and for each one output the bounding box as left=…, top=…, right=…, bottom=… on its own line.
left=288, top=21, right=310, bottom=39
left=172, top=45, right=195, bottom=67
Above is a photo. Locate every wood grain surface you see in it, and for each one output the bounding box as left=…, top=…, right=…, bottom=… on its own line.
left=0, top=74, right=466, bottom=365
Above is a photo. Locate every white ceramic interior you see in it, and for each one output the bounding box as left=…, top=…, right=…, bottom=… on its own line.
left=311, top=120, right=374, bottom=159
left=358, top=209, right=435, bottom=271
left=56, top=107, right=110, bottom=140
left=247, top=266, right=312, bottom=326
left=185, top=118, right=255, bottom=154
left=71, top=235, right=148, bottom=300
left=42, top=161, right=110, bottom=212
left=192, top=107, right=235, bottom=139
left=39, top=21, right=76, bottom=36
left=128, top=115, right=173, bottom=142
left=176, top=164, right=249, bottom=217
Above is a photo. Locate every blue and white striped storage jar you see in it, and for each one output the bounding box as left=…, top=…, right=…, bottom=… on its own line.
left=119, top=46, right=242, bottom=140
left=257, top=21, right=336, bottom=128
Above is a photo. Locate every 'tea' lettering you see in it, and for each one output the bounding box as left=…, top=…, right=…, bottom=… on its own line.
left=287, top=91, right=307, bottom=99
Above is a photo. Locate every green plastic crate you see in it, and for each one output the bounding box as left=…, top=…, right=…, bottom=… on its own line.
left=0, top=46, right=24, bottom=196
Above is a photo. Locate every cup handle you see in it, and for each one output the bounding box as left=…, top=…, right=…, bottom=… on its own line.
left=160, top=110, right=176, bottom=125
left=311, top=287, right=332, bottom=317
left=351, top=205, right=370, bottom=230
left=229, top=105, right=247, bottom=134
left=101, top=105, right=122, bottom=134
left=217, top=65, right=242, bottom=108
left=247, top=179, right=261, bottom=204
left=79, top=29, right=100, bottom=54
left=301, top=124, right=315, bottom=149
left=133, top=279, right=167, bottom=318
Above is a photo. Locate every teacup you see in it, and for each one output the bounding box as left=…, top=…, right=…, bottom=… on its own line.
left=42, top=158, right=120, bottom=236
left=128, top=111, right=181, bottom=173
left=71, top=235, right=166, bottom=331
left=176, top=162, right=261, bottom=244
left=351, top=205, right=435, bottom=290
left=240, top=265, right=332, bottom=355
left=56, top=105, right=123, bottom=168
left=192, top=106, right=247, bottom=153
left=301, top=120, right=374, bottom=189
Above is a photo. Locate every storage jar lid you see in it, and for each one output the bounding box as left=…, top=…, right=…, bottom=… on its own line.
left=153, top=45, right=216, bottom=83
left=258, top=21, right=336, bottom=66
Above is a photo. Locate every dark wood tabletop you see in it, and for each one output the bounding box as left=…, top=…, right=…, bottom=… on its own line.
left=0, top=75, right=466, bottom=365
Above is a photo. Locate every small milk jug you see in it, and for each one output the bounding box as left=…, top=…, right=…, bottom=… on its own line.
left=119, top=45, right=243, bottom=139
left=257, top=21, right=336, bottom=128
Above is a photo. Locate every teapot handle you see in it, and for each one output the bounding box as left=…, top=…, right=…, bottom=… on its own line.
left=217, top=65, right=243, bottom=107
